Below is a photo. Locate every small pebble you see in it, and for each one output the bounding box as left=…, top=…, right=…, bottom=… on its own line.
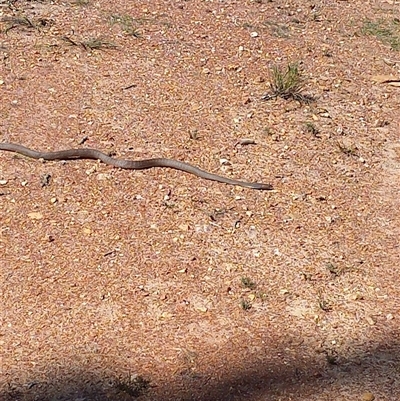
left=361, top=392, right=375, bottom=401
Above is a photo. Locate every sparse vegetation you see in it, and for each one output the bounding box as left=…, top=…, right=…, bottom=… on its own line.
left=61, top=36, right=117, bottom=50
left=81, top=37, right=117, bottom=50
left=1, top=16, right=35, bottom=33
left=337, top=141, right=358, bottom=156
left=110, top=14, right=141, bottom=37
left=361, top=18, right=400, bottom=50
left=1, top=16, right=52, bottom=33
left=240, top=299, right=252, bottom=310
left=263, top=62, right=313, bottom=103
left=241, top=276, right=257, bottom=290
left=326, top=262, right=340, bottom=277
left=263, top=20, right=290, bottom=38
left=115, top=374, right=150, bottom=398
left=2, top=1, right=399, bottom=399
left=318, top=296, right=333, bottom=312
left=304, top=121, right=320, bottom=136
left=262, top=126, right=273, bottom=136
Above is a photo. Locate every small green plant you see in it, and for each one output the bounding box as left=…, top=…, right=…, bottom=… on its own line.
left=361, top=18, right=400, bottom=50
left=115, top=374, right=150, bottom=397
left=2, top=16, right=35, bottom=33
left=62, top=36, right=117, bottom=51
left=311, top=12, right=322, bottom=22
left=262, top=126, right=273, bottom=136
left=325, top=262, right=340, bottom=276
left=110, top=14, right=141, bottom=37
left=81, top=37, right=117, bottom=50
left=240, top=299, right=252, bottom=310
left=318, top=296, right=332, bottom=312
left=304, top=121, right=320, bottom=136
left=337, top=141, right=358, bottom=156
left=263, top=63, right=313, bottom=102
left=241, top=277, right=257, bottom=290
left=263, top=20, right=290, bottom=38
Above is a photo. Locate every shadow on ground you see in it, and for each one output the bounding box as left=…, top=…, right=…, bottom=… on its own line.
left=2, top=335, right=400, bottom=401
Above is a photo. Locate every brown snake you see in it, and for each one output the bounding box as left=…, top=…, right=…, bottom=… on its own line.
left=0, top=142, right=273, bottom=190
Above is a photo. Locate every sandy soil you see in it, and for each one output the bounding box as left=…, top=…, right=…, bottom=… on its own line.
left=1, top=0, right=399, bottom=400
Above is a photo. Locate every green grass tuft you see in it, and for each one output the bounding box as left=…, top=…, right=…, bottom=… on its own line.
left=361, top=18, right=400, bottom=50
left=263, top=62, right=314, bottom=103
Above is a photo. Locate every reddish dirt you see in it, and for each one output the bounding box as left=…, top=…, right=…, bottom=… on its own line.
left=1, top=0, right=399, bottom=400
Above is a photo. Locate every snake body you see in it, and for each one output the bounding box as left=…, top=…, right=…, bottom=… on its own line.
left=0, top=142, right=272, bottom=190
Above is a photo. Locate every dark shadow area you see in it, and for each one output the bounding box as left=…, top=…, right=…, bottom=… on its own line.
left=2, top=336, right=400, bottom=401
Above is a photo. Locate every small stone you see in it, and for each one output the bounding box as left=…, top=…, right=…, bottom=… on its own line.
left=351, top=293, right=364, bottom=301
left=219, top=158, right=231, bottom=166
left=179, top=224, right=189, bottom=231
left=86, top=165, right=97, bottom=175
left=361, top=392, right=375, bottom=401
left=0, top=179, right=8, bottom=185
left=160, top=312, right=173, bottom=318
left=237, top=138, right=256, bottom=146
left=96, top=173, right=109, bottom=181
left=28, top=212, right=43, bottom=220
left=250, top=31, right=259, bottom=37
